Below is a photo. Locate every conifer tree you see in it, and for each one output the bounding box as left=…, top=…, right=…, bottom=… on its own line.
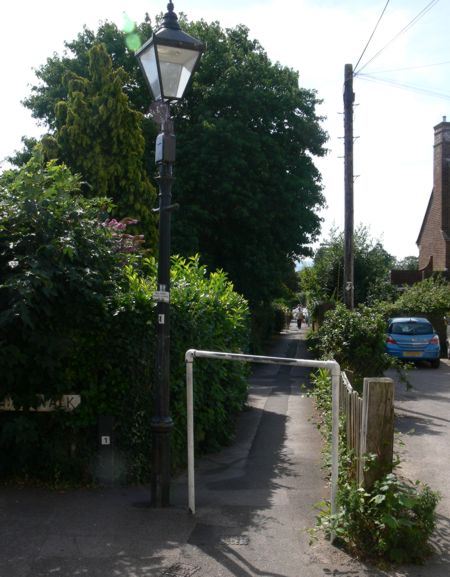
left=54, top=44, right=157, bottom=248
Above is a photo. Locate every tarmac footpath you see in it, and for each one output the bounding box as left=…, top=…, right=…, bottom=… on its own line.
left=0, top=323, right=432, bottom=577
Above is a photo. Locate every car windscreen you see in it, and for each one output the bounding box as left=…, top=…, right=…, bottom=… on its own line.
left=390, top=321, right=433, bottom=336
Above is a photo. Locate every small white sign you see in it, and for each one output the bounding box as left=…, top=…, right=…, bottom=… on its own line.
left=153, top=290, right=170, bottom=303
left=158, top=314, right=165, bottom=324
left=101, top=436, right=111, bottom=446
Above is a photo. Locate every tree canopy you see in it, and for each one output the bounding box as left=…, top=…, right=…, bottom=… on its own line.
left=393, top=255, right=419, bottom=270
left=20, top=17, right=327, bottom=306
left=171, top=22, right=327, bottom=305
left=300, top=226, right=395, bottom=306
left=22, top=20, right=153, bottom=128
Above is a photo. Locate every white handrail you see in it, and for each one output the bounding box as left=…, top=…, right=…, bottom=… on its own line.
left=184, top=348, right=340, bottom=540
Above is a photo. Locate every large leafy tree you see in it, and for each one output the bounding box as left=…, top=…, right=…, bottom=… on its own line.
left=301, top=226, right=395, bottom=306
left=21, top=17, right=327, bottom=306
left=172, top=22, right=327, bottom=305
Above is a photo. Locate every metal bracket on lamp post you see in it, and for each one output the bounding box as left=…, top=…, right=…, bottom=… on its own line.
left=149, top=101, right=171, bottom=132
left=152, top=203, right=179, bottom=214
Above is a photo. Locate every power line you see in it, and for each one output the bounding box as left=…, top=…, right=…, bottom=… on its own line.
left=358, top=72, right=450, bottom=100
left=356, top=0, right=440, bottom=74
left=354, top=0, right=390, bottom=74
left=361, top=60, right=450, bottom=75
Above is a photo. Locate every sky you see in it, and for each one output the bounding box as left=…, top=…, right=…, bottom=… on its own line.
left=2, top=0, right=450, bottom=259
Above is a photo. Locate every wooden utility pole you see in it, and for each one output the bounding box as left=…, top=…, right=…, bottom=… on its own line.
left=343, top=63, right=354, bottom=309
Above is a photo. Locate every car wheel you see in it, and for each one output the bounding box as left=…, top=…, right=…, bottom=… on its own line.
left=431, top=358, right=440, bottom=369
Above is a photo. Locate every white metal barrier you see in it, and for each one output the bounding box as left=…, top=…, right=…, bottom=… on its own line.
left=184, top=348, right=340, bottom=531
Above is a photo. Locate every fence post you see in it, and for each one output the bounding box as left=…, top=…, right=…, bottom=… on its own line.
left=358, top=378, right=395, bottom=487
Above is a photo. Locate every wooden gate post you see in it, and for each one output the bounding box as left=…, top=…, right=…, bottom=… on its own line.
left=358, top=378, right=394, bottom=487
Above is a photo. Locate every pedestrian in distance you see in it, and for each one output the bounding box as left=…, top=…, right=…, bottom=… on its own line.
left=302, top=307, right=309, bottom=326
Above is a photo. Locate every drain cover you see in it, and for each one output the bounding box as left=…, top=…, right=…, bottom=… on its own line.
left=161, top=563, right=200, bottom=577
left=188, top=523, right=251, bottom=548
left=221, top=536, right=249, bottom=546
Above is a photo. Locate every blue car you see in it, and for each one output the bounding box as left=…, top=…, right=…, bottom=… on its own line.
left=385, top=317, right=440, bottom=368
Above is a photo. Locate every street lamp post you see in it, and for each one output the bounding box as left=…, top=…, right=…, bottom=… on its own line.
left=136, top=2, right=204, bottom=507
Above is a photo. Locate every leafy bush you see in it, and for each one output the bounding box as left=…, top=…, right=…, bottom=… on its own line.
left=315, top=303, right=391, bottom=390
left=0, top=151, right=120, bottom=410
left=310, top=369, right=439, bottom=565
left=317, top=471, right=439, bottom=565
left=301, top=226, right=395, bottom=306
left=0, top=153, right=251, bottom=484
left=0, top=151, right=133, bottom=482
left=392, top=276, right=450, bottom=315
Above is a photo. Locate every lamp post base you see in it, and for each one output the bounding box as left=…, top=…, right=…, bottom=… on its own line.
left=150, top=417, right=174, bottom=507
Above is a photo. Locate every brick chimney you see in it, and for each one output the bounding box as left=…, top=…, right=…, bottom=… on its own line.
left=417, top=117, right=450, bottom=271
left=434, top=117, right=450, bottom=243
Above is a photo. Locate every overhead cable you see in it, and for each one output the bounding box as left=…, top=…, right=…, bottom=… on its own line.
left=356, top=0, right=440, bottom=74
left=361, top=60, right=450, bottom=75
left=354, top=0, right=390, bottom=74
left=358, top=72, right=450, bottom=100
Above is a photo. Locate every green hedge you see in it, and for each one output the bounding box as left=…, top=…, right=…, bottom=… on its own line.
left=0, top=154, right=250, bottom=484
left=119, top=255, right=251, bottom=478
left=0, top=256, right=250, bottom=484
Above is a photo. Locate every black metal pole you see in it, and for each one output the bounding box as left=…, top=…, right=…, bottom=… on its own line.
left=151, top=117, right=175, bottom=507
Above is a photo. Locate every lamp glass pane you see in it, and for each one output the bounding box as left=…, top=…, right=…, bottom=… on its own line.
left=139, top=44, right=161, bottom=100
left=157, top=46, right=200, bottom=99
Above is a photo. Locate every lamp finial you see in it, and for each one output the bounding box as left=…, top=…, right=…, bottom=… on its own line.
left=163, top=2, right=180, bottom=30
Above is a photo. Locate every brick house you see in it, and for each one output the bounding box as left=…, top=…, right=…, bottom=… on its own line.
left=390, top=118, right=450, bottom=357
left=391, top=117, right=450, bottom=286
left=417, top=117, right=450, bottom=274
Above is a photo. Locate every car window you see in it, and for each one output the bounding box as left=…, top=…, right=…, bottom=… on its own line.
left=390, top=321, right=432, bottom=335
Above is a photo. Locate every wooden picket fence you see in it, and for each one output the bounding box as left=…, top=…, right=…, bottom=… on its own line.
left=339, top=372, right=395, bottom=487
left=339, top=372, right=362, bottom=480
